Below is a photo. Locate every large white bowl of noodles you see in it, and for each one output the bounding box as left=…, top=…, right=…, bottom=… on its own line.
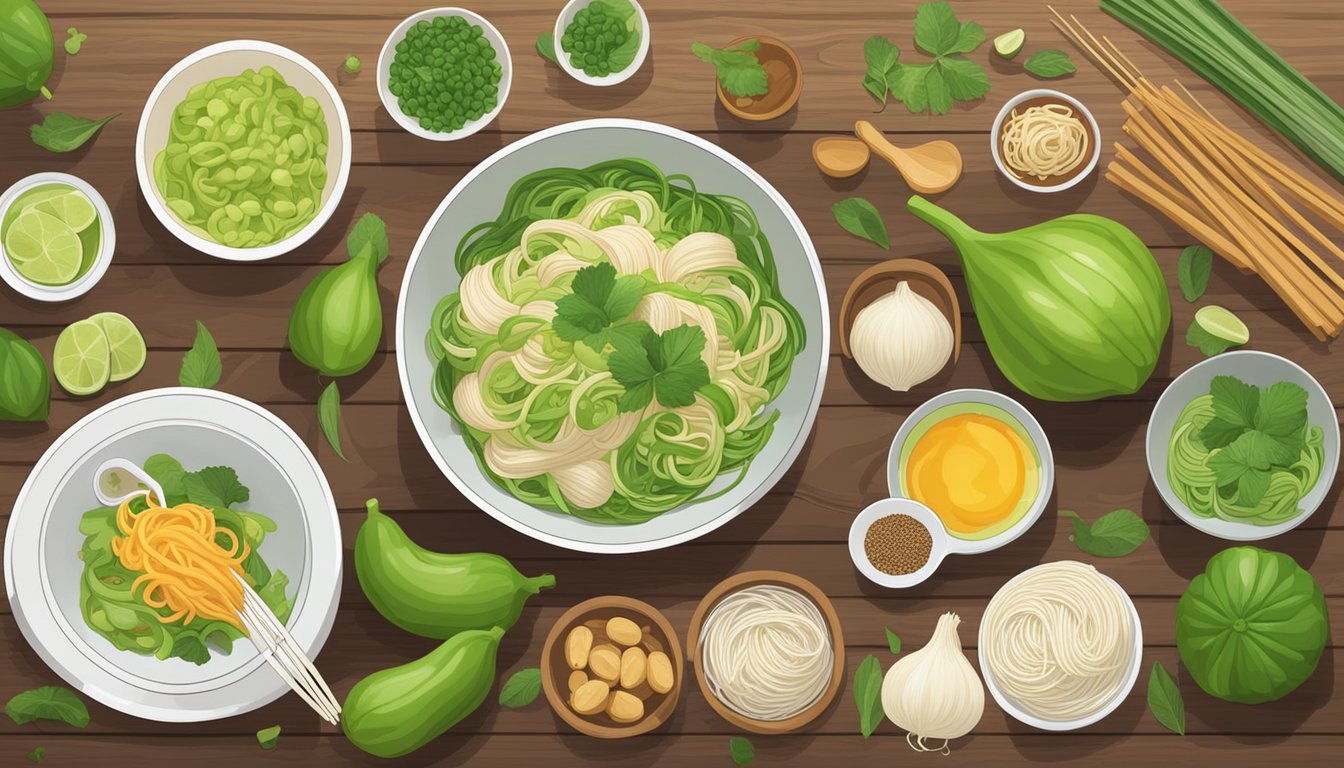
left=396, top=119, right=828, bottom=553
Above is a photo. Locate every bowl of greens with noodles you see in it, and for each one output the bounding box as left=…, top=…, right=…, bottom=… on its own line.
left=1147, top=351, right=1338, bottom=541
left=396, top=119, right=828, bottom=553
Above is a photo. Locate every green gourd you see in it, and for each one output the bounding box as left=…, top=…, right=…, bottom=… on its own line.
left=342, top=626, right=504, bottom=758
left=0, top=327, right=49, bottom=421
left=0, top=0, right=55, bottom=108
left=355, top=499, right=556, bottom=638
left=287, top=213, right=388, bottom=377
left=907, top=195, right=1171, bottom=402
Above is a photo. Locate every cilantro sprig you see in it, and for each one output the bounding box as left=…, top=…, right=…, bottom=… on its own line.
left=1198, top=376, right=1310, bottom=507
left=552, top=263, right=650, bottom=353
left=863, top=1, right=990, bottom=114
left=692, top=39, right=769, bottom=99
left=608, top=325, right=711, bottom=412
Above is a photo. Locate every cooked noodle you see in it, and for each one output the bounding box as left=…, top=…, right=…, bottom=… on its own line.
left=1001, top=103, right=1090, bottom=181
left=699, top=584, right=833, bottom=721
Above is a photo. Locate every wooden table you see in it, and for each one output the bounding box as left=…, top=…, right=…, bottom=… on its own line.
left=2, top=0, right=1341, bottom=764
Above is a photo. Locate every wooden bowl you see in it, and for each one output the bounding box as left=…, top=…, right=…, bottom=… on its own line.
left=838, top=258, right=962, bottom=361
left=716, top=36, right=803, bottom=122
left=540, top=596, right=684, bottom=739
left=685, top=570, right=845, bottom=734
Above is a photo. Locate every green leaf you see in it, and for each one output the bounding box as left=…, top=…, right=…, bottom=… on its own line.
left=29, top=112, right=118, bottom=153
left=609, top=324, right=710, bottom=412
left=862, top=35, right=901, bottom=107
left=170, top=633, right=211, bottom=665
left=183, top=465, right=250, bottom=509
left=939, top=56, right=990, bottom=101
left=179, top=321, right=221, bottom=388
left=602, top=0, right=642, bottom=72
left=729, top=736, right=755, bottom=765
left=1177, top=245, right=1213, bottom=302
left=64, top=27, right=87, bottom=56
left=692, top=41, right=768, bottom=98
left=5, top=687, right=89, bottom=728
left=535, top=32, right=557, bottom=63
left=143, top=454, right=188, bottom=504
left=347, top=212, right=388, bottom=265
left=499, top=668, right=543, bottom=708
left=1062, top=509, right=1150, bottom=557
left=258, top=570, right=295, bottom=624
left=892, top=62, right=935, bottom=113
left=1186, top=318, right=1241, bottom=356
left=553, top=263, right=645, bottom=346
left=1255, top=381, right=1309, bottom=438
left=1147, top=663, right=1185, bottom=735
left=318, top=381, right=348, bottom=461
left=343, top=55, right=362, bottom=74
left=256, top=725, right=281, bottom=750
left=914, top=1, right=962, bottom=56
left=832, top=198, right=890, bottom=249
left=924, top=65, right=951, bottom=115
left=853, top=653, right=883, bottom=738
left=950, top=20, right=985, bottom=54
left=885, top=628, right=901, bottom=655
left=1202, top=375, right=1260, bottom=447
left=1024, top=49, right=1077, bottom=79
left=26, top=747, right=45, bottom=763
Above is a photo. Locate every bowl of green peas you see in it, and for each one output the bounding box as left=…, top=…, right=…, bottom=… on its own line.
left=377, top=8, right=512, bottom=142
left=554, top=0, right=650, bottom=86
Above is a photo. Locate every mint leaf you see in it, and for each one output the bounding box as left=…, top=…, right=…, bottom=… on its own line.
left=729, top=736, right=755, bottom=766
left=183, top=465, right=250, bottom=509
left=885, top=628, right=901, bottom=655
left=1062, top=509, right=1150, bottom=557
left=914, top=1, right=962, bottom=56
left=318, top=381, right=348, bottom=461
left=1147, top=663, right=1185, bottom=735
left=832, top=197, right=890, bottom=249
left=1255, top=381, right=1308, bottom=437
left=499, top=668, right=543, bottom=708
left=552, top=263, right=644, bottom=345
left=5, top=687, right=89, bottom=728
left=924, top=65, right=951, bottom=115
left=1234, top=466, right=1272, bottom=507
left=892, top=62, right=935, bottom=113
left=950, top=20, right=985, bottom=54
left=939, top=56, right=990, bottom=101
left=170, top=633, right=211, bottom=665
left=179, top=320, right=221, bottom=388
left=1200, top=375, right=1260, bottom=447
left=256, top=725, right=281, bottom=750
left=863, top=36, right=901, bottom=108
left=1187, top=320, right=1241, bottom=356
left=536, top=32, right=557, bottom=63
left=853, top=654, right=883, bottom=738
left=30, top=112, right=118, bottom=153
left=609, top=325, right=710, bottom=412
left=1207, top=432, right=1271, bottom=485
left=692, top=41, right=768, bottom=98
left=143, top=453, right=188, bottom=505
left=1178, top=245, right=1213, bottom=302
left=1025, top=49, right=1077, bottom=79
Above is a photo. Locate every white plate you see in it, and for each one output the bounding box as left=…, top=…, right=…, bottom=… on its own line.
left=0, top=172, right=116, bottom=302
left=3, top=388, right=341, bottom=722
left=1146, top=350, right=1338, bottom=540
left=395, top=119, right=829, bottom=553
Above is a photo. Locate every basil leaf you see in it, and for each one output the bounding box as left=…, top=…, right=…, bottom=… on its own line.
left=729, top=736, right=755, bottom=766
left=1062, top=509, right=1149, bottom=557
left=853, top=653, right=884, bottom=739
left=169, top=633, right=211, bottom=665
left=886, top=627, right=901, bottom=655
left=1178, top=245, right=1213, bottom=302
left=318, top=381, right=348, bottom=461
left=30, top=112, right=118, bottom=153
left=832, top=197, right=890, bottom=249
left=5, top=687, right=89, bottom=728
left=1024, top=49, right=1076, bottom=79
left=536, top=32, right=557, bottom=63
left=1147, top=663, right=1185, bottom=735
left=179, top=320, right=222, bottom=388
left=499, top=667, right=543, bottom=708
left=256, top=724, right=281, bottom=750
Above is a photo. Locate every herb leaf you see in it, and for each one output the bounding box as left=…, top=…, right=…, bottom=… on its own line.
left=1147, top=663, right=1186, bottom=735
left=862, top=36, right=901, bottom=109
left=885, top=628, right=902, bottom=655
left=853, top=654, right=884, bottom=739
left=692, top=41, right=768, bottom=98
left=30, top=112, right=118, bottom=153
left=26, top=747, right=45, bottom=763
left=183, top=466, right=250, bottom=509
left=180, top=321, right=222, bottom=388
left=499, top=668, right=543, bottom=708
left=729, top=736, right=756, bottom=765
left=892, top=62, right=934, bottom=113
left=256, top=725, right=281, bottom=750
left=869, top=1, right=987, bottom=114
left=1062, top=509, right=1150, bottom=557
left=609, top=325, right=711, bottom=412
left=318, top=381, right=348, bottom=461
left=169, top=633, right=211, bottom=665
left=832, top=197, right=890, bottom=249
left=914, top=1, right=962, bottom=56
left=1177, top=245, right=1213, bottom=302
left=1186, top=319, right=1242, bottom=356
left=65, top=27, right=87, bottom=56
left=536, top=32, right=557, bottom=63
left=5, top=687, right=89, bottom=728
left=347, top=212, right=389, bottom=264
left=939, top=56, right=990, bottom=102
left=552, top=263, right=645, bottom=347
left=1024, top=49, right=1077, bottom=78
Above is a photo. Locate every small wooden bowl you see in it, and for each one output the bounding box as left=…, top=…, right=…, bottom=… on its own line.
left=685, top=570, right=845, bottom=734
left=838, top=258, right=962, bottom=361
left=540, top=596, right=684, bottom=739
left=716, top=36, right=803, bottom=122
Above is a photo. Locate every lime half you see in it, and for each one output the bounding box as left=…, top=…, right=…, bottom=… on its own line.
left=89, top=312, right=146, bottom=382
left=994, top=28, right=1026, bottom=59
left=53, top=319, right=111, bottom=396
left=1194, top=305, right=1250, bottom=345
left=5, top=209, right=82, bottom=284
left=34, top=189, right=98, bottom=233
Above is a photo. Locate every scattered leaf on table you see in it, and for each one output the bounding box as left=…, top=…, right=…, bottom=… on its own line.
left=26, top=747, right=45, bottom=763
left=318, top=381, right=348, bottom=460
left=1061, top=508, right=1150, bottom=557
left=862, top=35, right=901, bottom=109
left=1147, top=662, right=1186, bottom=735
left=1024, top=49, right=1076, bottom=78
left=4, top=687, right=89, bottom=728
left=1178, top=245, right=1213, bottom=302
left=536, top=32, right=557, bottom=63
left=729, top=736, right=755, bottom=765
left=885, top=627, right=902, bottom=655
left=853, top=653, right=884, bottom=739
left=64, top=27, right=87, bottom=56
left=30, top=112, right=119, bottom=153
left=832, top=197, right=890, bottom=249
left=179, top=320, right=221, bottom=388
left=256, top=724, right=281, bottom=750
left=499, top=667, right=543, bottom=708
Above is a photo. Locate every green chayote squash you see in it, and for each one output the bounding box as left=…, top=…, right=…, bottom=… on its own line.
left=907, top=196, right=1171, bottom=402
left=0, top=0, right=54, bottom=108
left=0, top=327, right=50, bottom=421
left=287, top=213, right=388, bottom=376
left=1177, top=546, right=1327, bottom=704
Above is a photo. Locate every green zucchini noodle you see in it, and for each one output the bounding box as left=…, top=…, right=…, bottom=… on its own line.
left=1167, top=394, right=1324, bottom=525
left=427, top=159, right=805, bottom=524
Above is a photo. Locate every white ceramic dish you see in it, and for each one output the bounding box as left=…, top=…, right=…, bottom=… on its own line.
left=0, top=172, right=115, bottom=302
left=377, top=7, right=512, bottom=141
left=135, top=40, right=351, bottom=262
left=990, top=88, right=1100, bottom=194
left=848, top=498, right=949, bottom=588
left=3, top=388, right=341, bottom=722
left=1147, top=350, right=1338, bottom=540
left=554, top=0, right=651, bottom=86
left=395, top=118, right=828, bottom=554
left=978, top=564, right=1144, bottom=731
left=887, top=388, right=1054, bottom=555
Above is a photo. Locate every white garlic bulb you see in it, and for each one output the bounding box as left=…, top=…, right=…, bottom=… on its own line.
left=881, top=612, right=985, bottom=754
left=849, top=281, right=954, bottom=391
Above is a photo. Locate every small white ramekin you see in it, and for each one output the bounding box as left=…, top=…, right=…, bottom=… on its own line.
left=0, top=172, right=115, bottom=302
left=991, top=88, right=1101, bottom=194
left=554, top=0, right=651, bottom=87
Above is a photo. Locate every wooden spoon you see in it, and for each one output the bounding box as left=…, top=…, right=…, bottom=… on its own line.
left=854, top=120, right=963, bottom=194
left=838, top=258, right=961, bottom=362
left=811, top=137, right=870, bottom=178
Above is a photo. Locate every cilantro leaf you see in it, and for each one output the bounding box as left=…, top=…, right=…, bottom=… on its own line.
left=552, top=263, right=645, bottom=347
left=858, top=3, right=988, bottom=115
left=170, top=633, right=212, bottom=665
left=608, top=325, right=710, bottom=412
left=692, top=41, right=769, bottom=98
left=183, top=466, right=250, bottom=510
left=939, top=56, right=990, bottom=101
left=914, top=1, right=962, bottom=56
left=583, top=320, right=652, bottom=357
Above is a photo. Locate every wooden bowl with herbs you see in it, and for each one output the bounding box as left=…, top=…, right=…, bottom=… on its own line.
left=712, top=36, right=803, bottom=122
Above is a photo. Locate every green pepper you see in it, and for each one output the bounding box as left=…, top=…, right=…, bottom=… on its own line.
left=342, top=626, right=504, bottom=758
left=355, top=499, right=555, bottom=638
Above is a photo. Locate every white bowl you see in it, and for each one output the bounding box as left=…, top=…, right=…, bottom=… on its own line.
left=1146, top=350, right=1338, bottom=540
left=979, top=564, right=1144, bottom=731
left=3, top=388, right=341, bottom=722
left=135, top=40, right=352, bottom=262
left=848, top=498, right=949, bottom=588
left=377, top=8, right=512, bottom=141
left=0, top=172, right=115, bottom=302
left=554, top=0, right=651, bottom=86
left=990, top=88, right=1100, bottom=194
left=887, top=389, right=1054, bottom=555
left=395, top=119, right=828, bottom=554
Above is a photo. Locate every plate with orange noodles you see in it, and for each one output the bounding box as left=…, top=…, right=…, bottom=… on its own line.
left=4, top=388, right=340, bottom=722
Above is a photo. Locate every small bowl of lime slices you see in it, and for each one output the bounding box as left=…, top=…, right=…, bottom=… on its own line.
left=0, top=172, right=115, bottom=302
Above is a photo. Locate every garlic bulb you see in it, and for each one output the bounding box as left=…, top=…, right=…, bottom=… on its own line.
left=881, top=612, right=984, bottom=754
left=849, top=281, right=954, bottom=391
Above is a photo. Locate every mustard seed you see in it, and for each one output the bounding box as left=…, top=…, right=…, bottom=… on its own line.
left=863, top=514, right=932, bottom=575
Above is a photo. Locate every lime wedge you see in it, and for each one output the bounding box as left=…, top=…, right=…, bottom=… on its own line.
left=88, top=312, right=146, bottom=382
left=1194, top=305, right=1250, bottom=345
left=5, top=209, right=82, bottom=284
left=994, top=28, right=1026, bottom=59
left=53, top=318, right=111, bottom=396
left=34, top=189, right=98, bottom=233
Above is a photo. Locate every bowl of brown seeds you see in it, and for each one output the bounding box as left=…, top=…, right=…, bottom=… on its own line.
left=848, top=498, right=949, bottom=588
